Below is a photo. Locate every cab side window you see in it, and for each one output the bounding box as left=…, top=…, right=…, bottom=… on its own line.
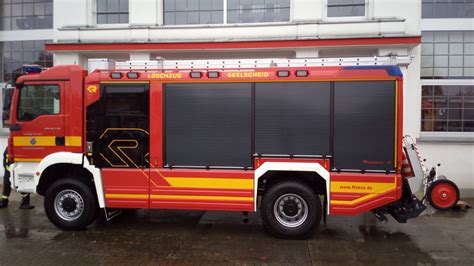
left=18, top=85, right=60, bottom=122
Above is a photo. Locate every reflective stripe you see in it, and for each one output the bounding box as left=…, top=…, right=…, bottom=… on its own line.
left=13, top=158, right=42, bottom=162
left=20, top=194, right=29, bottom=198
left=65, top=136, right=82, bottom=147
left=13, top=136, right=82, bottom=147
left=1, top=195, right=8, bottom=199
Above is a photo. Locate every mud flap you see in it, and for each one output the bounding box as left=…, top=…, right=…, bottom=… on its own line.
left=104, top=208, right=122, bottom=221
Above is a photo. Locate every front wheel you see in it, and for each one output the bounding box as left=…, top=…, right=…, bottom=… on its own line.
left=427, top=179, right=459, bottom=210
left=44, top=178, right=98, bottom=230
left=260, top=180, right=321, bottom=239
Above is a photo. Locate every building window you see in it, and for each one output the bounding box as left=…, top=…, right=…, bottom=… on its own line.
left=1, top=40, right=53, bottom=83
left=327, top=0, right=366, bottom=18
left=421, top=85, right=474, bottom=132
left=163, top=0, right=290, bottom=25
left=421, top=31, right=474, bottom=79
left=164, top=0, right=224, bottom=25
left=227, top=0, right=290, bottom=23
left=97, top=0, right=129, bottom=24
left=422, top=0, right=474, bottom=18
left=0, top=0, right=53, bottom=30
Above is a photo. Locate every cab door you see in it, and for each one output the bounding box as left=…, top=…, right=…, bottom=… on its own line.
left=87, top=82, right=150, bottom=208
left=10, top=82, right=65, bottom=162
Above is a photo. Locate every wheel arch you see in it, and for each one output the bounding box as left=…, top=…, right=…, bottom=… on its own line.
left=35, top=152, right=105, bottom=208
left=254, top=162, right=330, bottom=214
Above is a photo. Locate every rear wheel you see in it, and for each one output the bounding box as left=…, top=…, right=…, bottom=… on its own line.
left=44, top=178, right=98, bottom=230
left=260, top=180, right=321, bottom=239
left=427, top=179, right=459, bottom=210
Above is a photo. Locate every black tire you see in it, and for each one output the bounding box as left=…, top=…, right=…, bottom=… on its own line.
left=260, top=180, right=321, bottom=239
left=44, top=178, right=98, bottom=230
left=427, top=179, right=460, bottom=211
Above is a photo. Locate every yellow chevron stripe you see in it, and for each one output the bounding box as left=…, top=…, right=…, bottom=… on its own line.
left=331, top=193, right=379, bottom=205
left=330, top=182, right=396, bottom=205
left=164, top=177, right=253, bottom=190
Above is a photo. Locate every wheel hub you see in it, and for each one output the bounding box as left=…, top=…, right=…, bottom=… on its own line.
left=282, top=200, right=299, bottom=217
left=62, top=198, right=77, bottom=212
left=54, top=189, right=85, bottom=221
left=273, top=193, right=308, bottom=228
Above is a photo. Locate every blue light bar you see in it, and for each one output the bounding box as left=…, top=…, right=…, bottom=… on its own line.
left=22, top=65, right=45, bottom=74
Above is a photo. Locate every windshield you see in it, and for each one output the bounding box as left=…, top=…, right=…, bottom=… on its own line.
left=2, top=85, right=14, bottom=128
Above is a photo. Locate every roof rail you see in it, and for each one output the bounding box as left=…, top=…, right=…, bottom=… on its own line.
left=88, top=55, right=413, bottom=71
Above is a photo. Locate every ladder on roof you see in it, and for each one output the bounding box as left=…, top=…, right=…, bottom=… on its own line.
left=88, top=55, right=413, bottom=72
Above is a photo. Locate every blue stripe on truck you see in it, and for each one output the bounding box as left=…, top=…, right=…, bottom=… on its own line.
left=342, top=65, right=403, bottom=77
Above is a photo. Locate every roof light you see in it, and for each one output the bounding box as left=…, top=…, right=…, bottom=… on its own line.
left=190, top=72, right=202, bottom=78
left=110, top=72, right=122, bottom=79
left=277, top=70, right=290, bottom=77
left=296, top=70, right=309, bottom=77
left=127, top=72, right=139, bottom=79
left=22, top=65, right=44, bottom=74
left=207, top=71, right=219, bottom=78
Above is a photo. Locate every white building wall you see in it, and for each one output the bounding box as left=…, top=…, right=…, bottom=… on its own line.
left=419, top=143, right=474, bottom=192
left=53, top=0, right=419, bottom=44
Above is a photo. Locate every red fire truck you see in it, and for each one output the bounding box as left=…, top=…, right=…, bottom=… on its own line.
left=3, top=57, right=448, bottom=238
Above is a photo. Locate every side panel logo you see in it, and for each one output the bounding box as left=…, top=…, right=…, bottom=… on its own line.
left=87, top=85, right=98, bottom=93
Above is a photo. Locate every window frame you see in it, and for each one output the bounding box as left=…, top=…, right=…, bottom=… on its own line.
left=161, top=0, right=292, bottom=27
left=0, top=0, right=53, bottom=31
left=422, top=0, right=474, bottom=19
left=419, top=79, right=474, bottom=138
left=324, top=0, right=369, bottom=21
left=16, top=84, right=61, bottom=122
left=96, top=0, right=129, bottom=25
left=420, top=31, right=474, bottom=80
left=1, top=40, right=53, bottom=84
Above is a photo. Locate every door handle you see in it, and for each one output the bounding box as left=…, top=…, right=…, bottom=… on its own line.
left=10, top=124, right=21, bottom=131
left=55, top=136, right=65, bottom=146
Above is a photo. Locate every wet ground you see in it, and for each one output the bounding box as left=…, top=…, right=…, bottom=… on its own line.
left=0, top=192, right=473, bottom=265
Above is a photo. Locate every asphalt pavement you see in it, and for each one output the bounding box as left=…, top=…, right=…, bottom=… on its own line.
left=0, top=190, right=473, bottom=265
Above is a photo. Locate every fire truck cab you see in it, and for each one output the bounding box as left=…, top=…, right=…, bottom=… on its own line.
left=3, top=57, right=425, bottom=238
